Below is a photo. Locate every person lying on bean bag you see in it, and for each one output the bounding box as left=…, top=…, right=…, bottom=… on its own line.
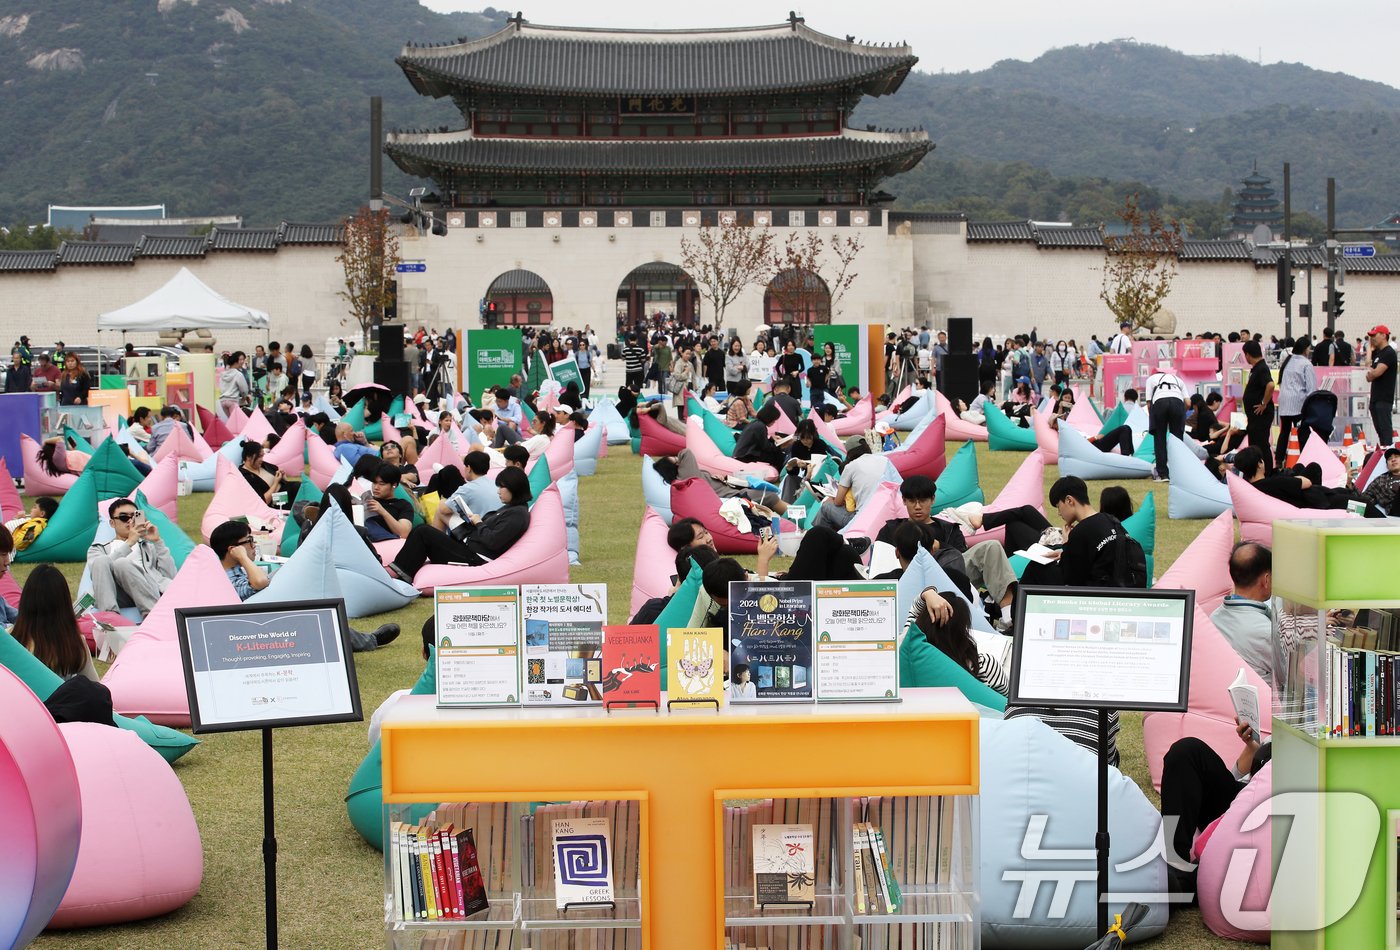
left=387, top=466, right=532, bottom=581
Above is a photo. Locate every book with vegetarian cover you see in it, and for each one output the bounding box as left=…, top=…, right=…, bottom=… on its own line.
left=598, top=624, right=661, bottom=707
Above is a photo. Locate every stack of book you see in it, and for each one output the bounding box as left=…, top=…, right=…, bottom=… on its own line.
left=1326, top=637, right=1400, bottom=737
left=389, top=819, right=489, bottom=922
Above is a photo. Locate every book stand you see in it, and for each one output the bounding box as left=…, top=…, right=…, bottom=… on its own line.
left=665, top=697, right=719, bottom=712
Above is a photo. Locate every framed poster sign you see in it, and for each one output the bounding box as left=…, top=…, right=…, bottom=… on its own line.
left=175, top=599, right=362, bottom=733
left=434, top=586, right=522, bottom=708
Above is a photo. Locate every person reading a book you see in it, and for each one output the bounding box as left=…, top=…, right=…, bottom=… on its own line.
left=733, top=402, right=789, bottom=471
left=363, top=463, right=416, bottom=542
left=1188, top=393, right=1245, bottom=458
left=810, top=436, right=889, bottom=532
left=239, top=441, right=294, bottom=509
left=11, top=564, right=98, bottom=682
left=1211, top=542, right=1274, bottom=685
left=1159, top=722, right=1271, bottom=896
left=386, top=466, right=533, bottom=582
left=651, top=453, right=791, bottom=516
left=432, top=451, right=504, bottom=531
left=86, top=499, right=178, bottom=618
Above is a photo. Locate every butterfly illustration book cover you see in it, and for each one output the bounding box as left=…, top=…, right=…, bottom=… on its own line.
left=667, top=627, right=724, bottom=705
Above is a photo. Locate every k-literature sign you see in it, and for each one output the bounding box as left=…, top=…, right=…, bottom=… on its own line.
left=467, top=329, right=523, bottom=394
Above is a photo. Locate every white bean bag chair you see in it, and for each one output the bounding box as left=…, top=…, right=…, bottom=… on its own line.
left=899, top=545, right=997, bottom=635
left=934, top=390, right=989, bottom=442
left=152, top=424, right=210, bottom=464
left=1196, top=761, right=1272, bottom=942
left=1166, top=435, right=1231, bottom=519
left=1030, top=408, right=1059, bottom=464
left=980, top=716, right=1168, bottom=949
left=1141, top=606, right=1271, bottom=792
left=830, top=394, right=875, bottom=436
left=305, top=432, right=341, bottom=490
left=103, top=546, right=240, bottom=727
left=1125, top=404, right=1150, bottom=435
left=1056, top=423, right=1152, bottom=480
left=839, top=481, right=905, bottom=541
left=19, top=433, right=78, bottom=496
left=641, top=456, right=674, bottom=524
left=406, top=486, right=570, bottom=593
left=560, top=471, right=582, bottom=566
left=630, top=506, right=675, bottom=618
left=886, top=414, right=947, bottom=479
left=415, top=429, right=466, bottom=478
left=891, top=389, right=934, bottom=431
left=0, top=666, right=81, bottom=949
left=237, top=406, right=276, bottom=444
left=264, top=417, right=307, bottom=478
left=685, top=416, right=777, bottom=481
left=588, top=398, right=633, bottom=445
left=200, top=455, right=286, bottom=547
left=965, top=450, right=1046, bottom=548
left=574, top=423, right=604, bottom=477
left=113, top=425, right=153, bottom=467
left=1297, top=433, right=1347, bottom=488
left=133, top=452, right=181, bottom=522
left=1226, top=471, right=1353, bottom=545
left=47, top=723, right=203, bottom=929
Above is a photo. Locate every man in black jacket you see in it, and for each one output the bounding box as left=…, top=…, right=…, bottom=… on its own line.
left=387, top=467, right=534, bottom=578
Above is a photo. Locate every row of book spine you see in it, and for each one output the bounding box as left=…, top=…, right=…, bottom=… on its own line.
left=1328, top=643, right=1400, bottom=737
left=390, top=820, right=488, bottom=922
left=723, top=924, right=969, bottom=950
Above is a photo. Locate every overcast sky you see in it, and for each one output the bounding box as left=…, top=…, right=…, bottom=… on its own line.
left=419, top=0, right=1400, bottom=89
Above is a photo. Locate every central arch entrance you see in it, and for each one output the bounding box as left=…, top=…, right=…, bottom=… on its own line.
left=764, top=268, right=831, bottom=325
left=615, top=262, right=698, bottom=335
left=484, top=269, right=552, bottom=326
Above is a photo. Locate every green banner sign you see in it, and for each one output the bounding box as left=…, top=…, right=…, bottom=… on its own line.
left=466, top=329, right=522, bottom=396
left=813, top=325, right=861, bottom=390
left=548, top=356, right=583, bottom=393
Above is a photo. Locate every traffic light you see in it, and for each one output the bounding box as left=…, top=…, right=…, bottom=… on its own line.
left=483, top=300, right=499, bottom=329
left=1331, top=290, right=1344, bottom=321
left=1276, top=257, right=1295, bottom=306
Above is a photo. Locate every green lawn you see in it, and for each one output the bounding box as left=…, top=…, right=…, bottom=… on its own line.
left=17, top=441, right=1235, bottom=948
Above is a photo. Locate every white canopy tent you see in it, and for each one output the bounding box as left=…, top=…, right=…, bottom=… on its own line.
left=97, top=266, right=269, bottom=331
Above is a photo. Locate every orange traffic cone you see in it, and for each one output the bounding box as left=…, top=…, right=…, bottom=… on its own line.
left=1342, top=425, right=1354, bottom=448
left=1285, top=427, right=1301, bottom=468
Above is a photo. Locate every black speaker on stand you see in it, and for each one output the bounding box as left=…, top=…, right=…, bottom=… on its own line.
left=378, top=323, right=405, bottom=363
left=941, top=354, right=980, bottom=408
left=373, top=360, right=410, bottom=397
left=947, top=317, right=973, bottom=354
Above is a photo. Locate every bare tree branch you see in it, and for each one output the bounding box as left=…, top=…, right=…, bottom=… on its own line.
left=335, top=207, right=403, bottom=343
left=678, top=218, right=774, bottom=330
left=1100, top=193, right=1183, bottom=332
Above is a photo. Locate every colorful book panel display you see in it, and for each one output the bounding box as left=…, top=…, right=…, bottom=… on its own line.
left=551, top=816, right=615, bottom=909
left=669, top=627, right=725, bottom=705
left=435, top=587, right=522, bottom=707
left=814, top=582, right=899, bottom=702
left=728, top=581, right=814, bottom=703
left=597, top=625, right=661, bottom=707
left=521, top=584, right=607, bottom=706
left=389, top=820, right=489, bottom=922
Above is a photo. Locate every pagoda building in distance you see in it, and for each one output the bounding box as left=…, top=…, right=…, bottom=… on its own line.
left=1228, top=164, right=1284, bottom=242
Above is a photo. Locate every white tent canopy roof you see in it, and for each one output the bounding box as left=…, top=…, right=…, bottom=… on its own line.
left=97, top=266, right=270, bottom=331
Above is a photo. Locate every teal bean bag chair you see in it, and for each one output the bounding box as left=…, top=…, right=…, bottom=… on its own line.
left=1056, top=423, right=1152, bottom=481
left=527, top=454, right=552, bottom=501
left=85, top=437, right=145, bottom=501
left=341, top=399, right=367, bottom=431
left=0, top=630, right=197, bottom=763
left=16, top=464, right=100, bottom=564
left=933, top=441, right=984, bottom=513
left=979, top=716, right=1168, bottom=948
left=135, top=491, right=195, bottom=568
left=688, top=397, right=737, bottom=455
left=278, top=476, right=325, bottom=556
left=984, top=404, right=1038, bottom=452
left=898, top=623, right=1006, bottom=711
left=364, top=419, right=384, bottom=442
left=811, top=455, right=840, bottom=485
left=898, top=546, right=998, bottom=635
left=1122, top=491, right=1157, bottom=580
left=628, top=413, right=642, bottom=455
left=1098, top=402, right=1128, bottom=435
left=1167, top=434, right=1231, bottom=519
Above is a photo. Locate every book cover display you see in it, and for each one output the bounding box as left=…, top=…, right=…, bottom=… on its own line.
left=551, top=816, right=615, bottom=909
left=434, top=587, right=521, bottom=707
left=727, top=581, right=815, bottom=703
left=751, top=823, right=816, bottom=908
left=597, top=625, right=660, bottom=707
left=520, top=584, right=607, bottom=706
left=814, top=581, right=900, bottom=702
left=667, top=627, right=725, bottom=706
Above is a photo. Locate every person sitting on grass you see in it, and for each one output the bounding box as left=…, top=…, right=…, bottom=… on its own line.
left=12, top=563, right=98, bottom=682
left=386, top=466, right=533, bottom=581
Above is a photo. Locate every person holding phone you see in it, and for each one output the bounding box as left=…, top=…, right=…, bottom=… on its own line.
left=85, top=498, right=177, bottom=618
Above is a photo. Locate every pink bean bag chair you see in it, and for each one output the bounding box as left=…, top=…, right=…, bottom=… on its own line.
left=223, top=404, right=249, bottom=434
left=0, top=666, right=82, bottom=949
left=887, top=414, right=947, bottom=479
left=543, top=430, right=575, bottom=481
left=152, top=424, right=211, bottom=464
left=684, top=416, right=778, bottom=482
left=1141, top=607, right=1271, bottom=791
left=194, top=405, right=234, bottom=450
left=1065, top=396, right=1103, bottom=437
left=1153, top=511, right=1236, bottom=614
left=631, top=506, right=675, bottom=617
left=934, top=391, right=989, bottom=442
left=46, top=723, right=203, bottom=929
left=263, top=417, right=307, bottom=478
left=1030, top=408, right=1059, bottom=464
left=380, top=416, right=402, bottom=443
left=964, top=450, right=1047, bottom=548
left=407, top=486, right=571, bottom=593
left=1297, top=433, right=1347, bottom=488
left=132, top=452, right=180, bottom=522
left=1195, top=761, right=1272, bottom=942
left=0, top=457, right=23, bottom=520
left=416, top=429, right=467, bottom=478
left=1226, top=472, right=1352, bottom=545
left=830, top=394, right=875, bottom=436
left=840, top=482, right=906, bottom=541
left=306, top=432, right=341, bottom=490
left=20, top=434, right=78, bottom=496
left=669, top=477, right=761, bottom=555
left=638, top=410, right=687, bottom=458
left=809, top=410, right=845, bottom=455
left=768, top=407, right=797, bottom=438
left=237, top=406, right=276, bottom=444
left=200, top=456, right=285, bottom=547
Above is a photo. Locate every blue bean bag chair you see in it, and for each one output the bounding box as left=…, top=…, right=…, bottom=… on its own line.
left=180, top=438, right=244, bottom=493
left=1166, top=435, right=1230, bottom=519
left=560, top=471, right=581, bottom=566
left=933, top=441, right=984, bottom=514
left=891, top=389, right=934, bottom=431
left=573, top=423, right=603, bottom=477
left=985, top=404, right=1038, bottom=452
left=1055, top=423, right=1152, bottom=481
left=641, top=456, right=674, bottom=524
left=588, top=398, right=633, bottom=445
left=1125, top=404, right=1150, bottom=435
left=979, top=716, right=1168, bottom=948
left=897, top=546, right=998, bottom=636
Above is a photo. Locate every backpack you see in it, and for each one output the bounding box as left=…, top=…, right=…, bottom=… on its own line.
left=1108, top=517, right=1148, bottom=588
